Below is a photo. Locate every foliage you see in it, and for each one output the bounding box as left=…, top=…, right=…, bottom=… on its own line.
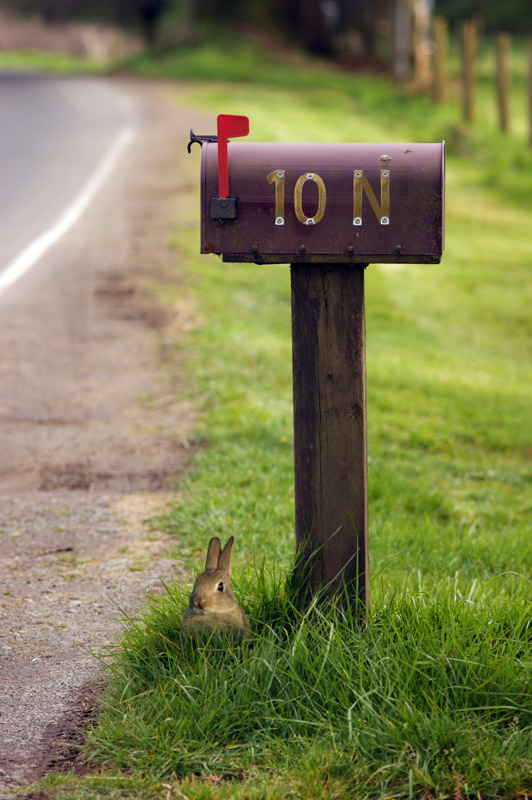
left=0, top=0, right=136, bottom=24
left=435, top=0, right=532, bottom=33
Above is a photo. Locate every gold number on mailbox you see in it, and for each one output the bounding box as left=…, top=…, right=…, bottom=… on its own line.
left=267, top=170, right=285, bottom=225
left=353, top=169, right=390, bottom=225
left=268, top=169, right=391, bottom=227
left=294, top=173, right=326, bottom=225
left=267, top=170, right=327, bottom=226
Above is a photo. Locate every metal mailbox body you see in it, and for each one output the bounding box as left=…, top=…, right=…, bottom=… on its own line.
left=201, top=141, right=445, bottom=264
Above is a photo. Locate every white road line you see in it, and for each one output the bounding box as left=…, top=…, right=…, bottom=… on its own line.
left=0, top=123, right=136, bottom=299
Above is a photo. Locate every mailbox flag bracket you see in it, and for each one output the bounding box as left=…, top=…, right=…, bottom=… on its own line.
left=206, top=114, right=249, bottom=221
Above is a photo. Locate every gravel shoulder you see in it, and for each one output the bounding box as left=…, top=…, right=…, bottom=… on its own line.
left=0, top=78, right=207, bottom=796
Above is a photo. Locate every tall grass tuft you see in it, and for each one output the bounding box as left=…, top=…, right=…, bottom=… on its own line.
left=87, top=567, right=532, bottom=798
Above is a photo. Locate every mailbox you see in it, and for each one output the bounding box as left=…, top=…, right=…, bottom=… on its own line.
left=189, top=116, right=447, bottom=613
left=193, top=120, right=445, bottom=265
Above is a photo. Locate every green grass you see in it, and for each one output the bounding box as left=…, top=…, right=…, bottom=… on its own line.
left=79, top=578, right=532, bottom=799
left=0, top=48, right=109, bottom=73
left=32, top=31, right=532, bottom=800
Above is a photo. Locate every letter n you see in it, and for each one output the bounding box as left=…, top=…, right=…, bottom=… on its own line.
left=353, top=169, right=390, bottom=226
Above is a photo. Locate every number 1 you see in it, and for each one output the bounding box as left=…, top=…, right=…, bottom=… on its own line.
left=267, top=170, right=285, bottom=225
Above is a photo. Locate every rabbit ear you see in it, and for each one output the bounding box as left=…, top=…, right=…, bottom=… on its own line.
left=205, top=537, right=221, bottom=570
left=218, top=536, right=234, bottom=576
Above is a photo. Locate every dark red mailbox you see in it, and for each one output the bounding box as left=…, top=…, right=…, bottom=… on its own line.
left=198, top=136, right=445, bottom=265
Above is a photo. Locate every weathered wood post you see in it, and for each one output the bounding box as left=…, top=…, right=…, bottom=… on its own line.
left=433, top=17, right=448, bottom=105
left=194, top=119, right=445, bottom=617
left=462, top=19, right=477, bottom=123
left=496, top=33, right=511, bottom=134
left=291, top=264, right=369, bottom=611
left=528, top=43, right=532, bottom=148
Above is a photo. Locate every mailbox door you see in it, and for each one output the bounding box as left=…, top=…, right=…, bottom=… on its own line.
left=201, top=142, right=444, bottom=264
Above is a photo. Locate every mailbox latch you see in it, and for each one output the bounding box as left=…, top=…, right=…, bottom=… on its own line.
left=210, top=196, right=238, bottom=220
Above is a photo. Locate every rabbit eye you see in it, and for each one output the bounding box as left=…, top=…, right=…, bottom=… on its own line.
left=217, top=581, right=224, bottom=592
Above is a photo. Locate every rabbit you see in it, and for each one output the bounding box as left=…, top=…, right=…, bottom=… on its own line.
left=182, top=536, right=251, bottom=638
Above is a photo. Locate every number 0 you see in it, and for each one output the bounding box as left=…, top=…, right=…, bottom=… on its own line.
left=294, top=173, right=326, bottom=225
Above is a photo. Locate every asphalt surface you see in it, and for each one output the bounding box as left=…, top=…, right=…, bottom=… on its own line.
left=0, top=74, right=208, bottom=794
left=0, top=72, right=135, bottom=279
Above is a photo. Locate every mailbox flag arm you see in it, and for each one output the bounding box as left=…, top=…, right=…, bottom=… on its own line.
left=216, top=114, right=249, bottom=198
left=187, top=129, right=217, bottom=152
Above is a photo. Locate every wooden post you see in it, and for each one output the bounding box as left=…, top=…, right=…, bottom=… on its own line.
left=412, top=0, right=431, bottom=92
left=496, top=33, right=511, bottom=133
left=433, top=17, right=448, bottom=104
left=393, top=0, right=412, bottom=81
left=291, top=264, right=369, bottom=616
left=461, top=19, right=477, bottom=123
left=528, top=42, right=532, bottom=148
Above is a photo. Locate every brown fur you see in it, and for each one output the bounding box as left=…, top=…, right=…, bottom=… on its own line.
left=182, top=536, right=251, bottom=638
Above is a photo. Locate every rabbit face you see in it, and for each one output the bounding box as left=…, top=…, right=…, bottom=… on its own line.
left=187, top=568, right=237, bottom=614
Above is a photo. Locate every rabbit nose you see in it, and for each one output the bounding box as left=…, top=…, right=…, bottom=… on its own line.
left=195, top=598, right=205, bottom=609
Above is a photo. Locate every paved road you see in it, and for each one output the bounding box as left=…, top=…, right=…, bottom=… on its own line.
left=0, top=72, right=135, bottom=284
left=0, top=72, right=207, bottom=491
left=0, top=75, right=207, bottom=793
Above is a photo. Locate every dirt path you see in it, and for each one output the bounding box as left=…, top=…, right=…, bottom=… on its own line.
left=0, top=78, right=206, bottom=796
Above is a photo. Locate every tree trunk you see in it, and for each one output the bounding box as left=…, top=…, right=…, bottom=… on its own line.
left=290, top=0, right=335, bottom=56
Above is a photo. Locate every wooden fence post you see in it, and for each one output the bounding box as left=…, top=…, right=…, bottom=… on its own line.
left=496, top=32, right=511, bottom=133
left=291, top=264, right=369, bottom=617
left=393, top=0, right=412, bottom=81
left=461, top=19, right=477, bottom=123
left=528, top=42, right=532, bottom=148
left=433, top=16, right=448, bottom=104
left=412, top=0, right=432, bottom=91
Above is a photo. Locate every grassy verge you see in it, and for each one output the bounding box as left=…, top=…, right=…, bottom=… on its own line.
left=0, top=48, right=109, bottom=73
left=35, top=34, right=532, bottom=800
left=76, top=580, right=532, bottom=799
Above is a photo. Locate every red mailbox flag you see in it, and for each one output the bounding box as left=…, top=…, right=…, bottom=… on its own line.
left=217, top=114, right=249, bottom=199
